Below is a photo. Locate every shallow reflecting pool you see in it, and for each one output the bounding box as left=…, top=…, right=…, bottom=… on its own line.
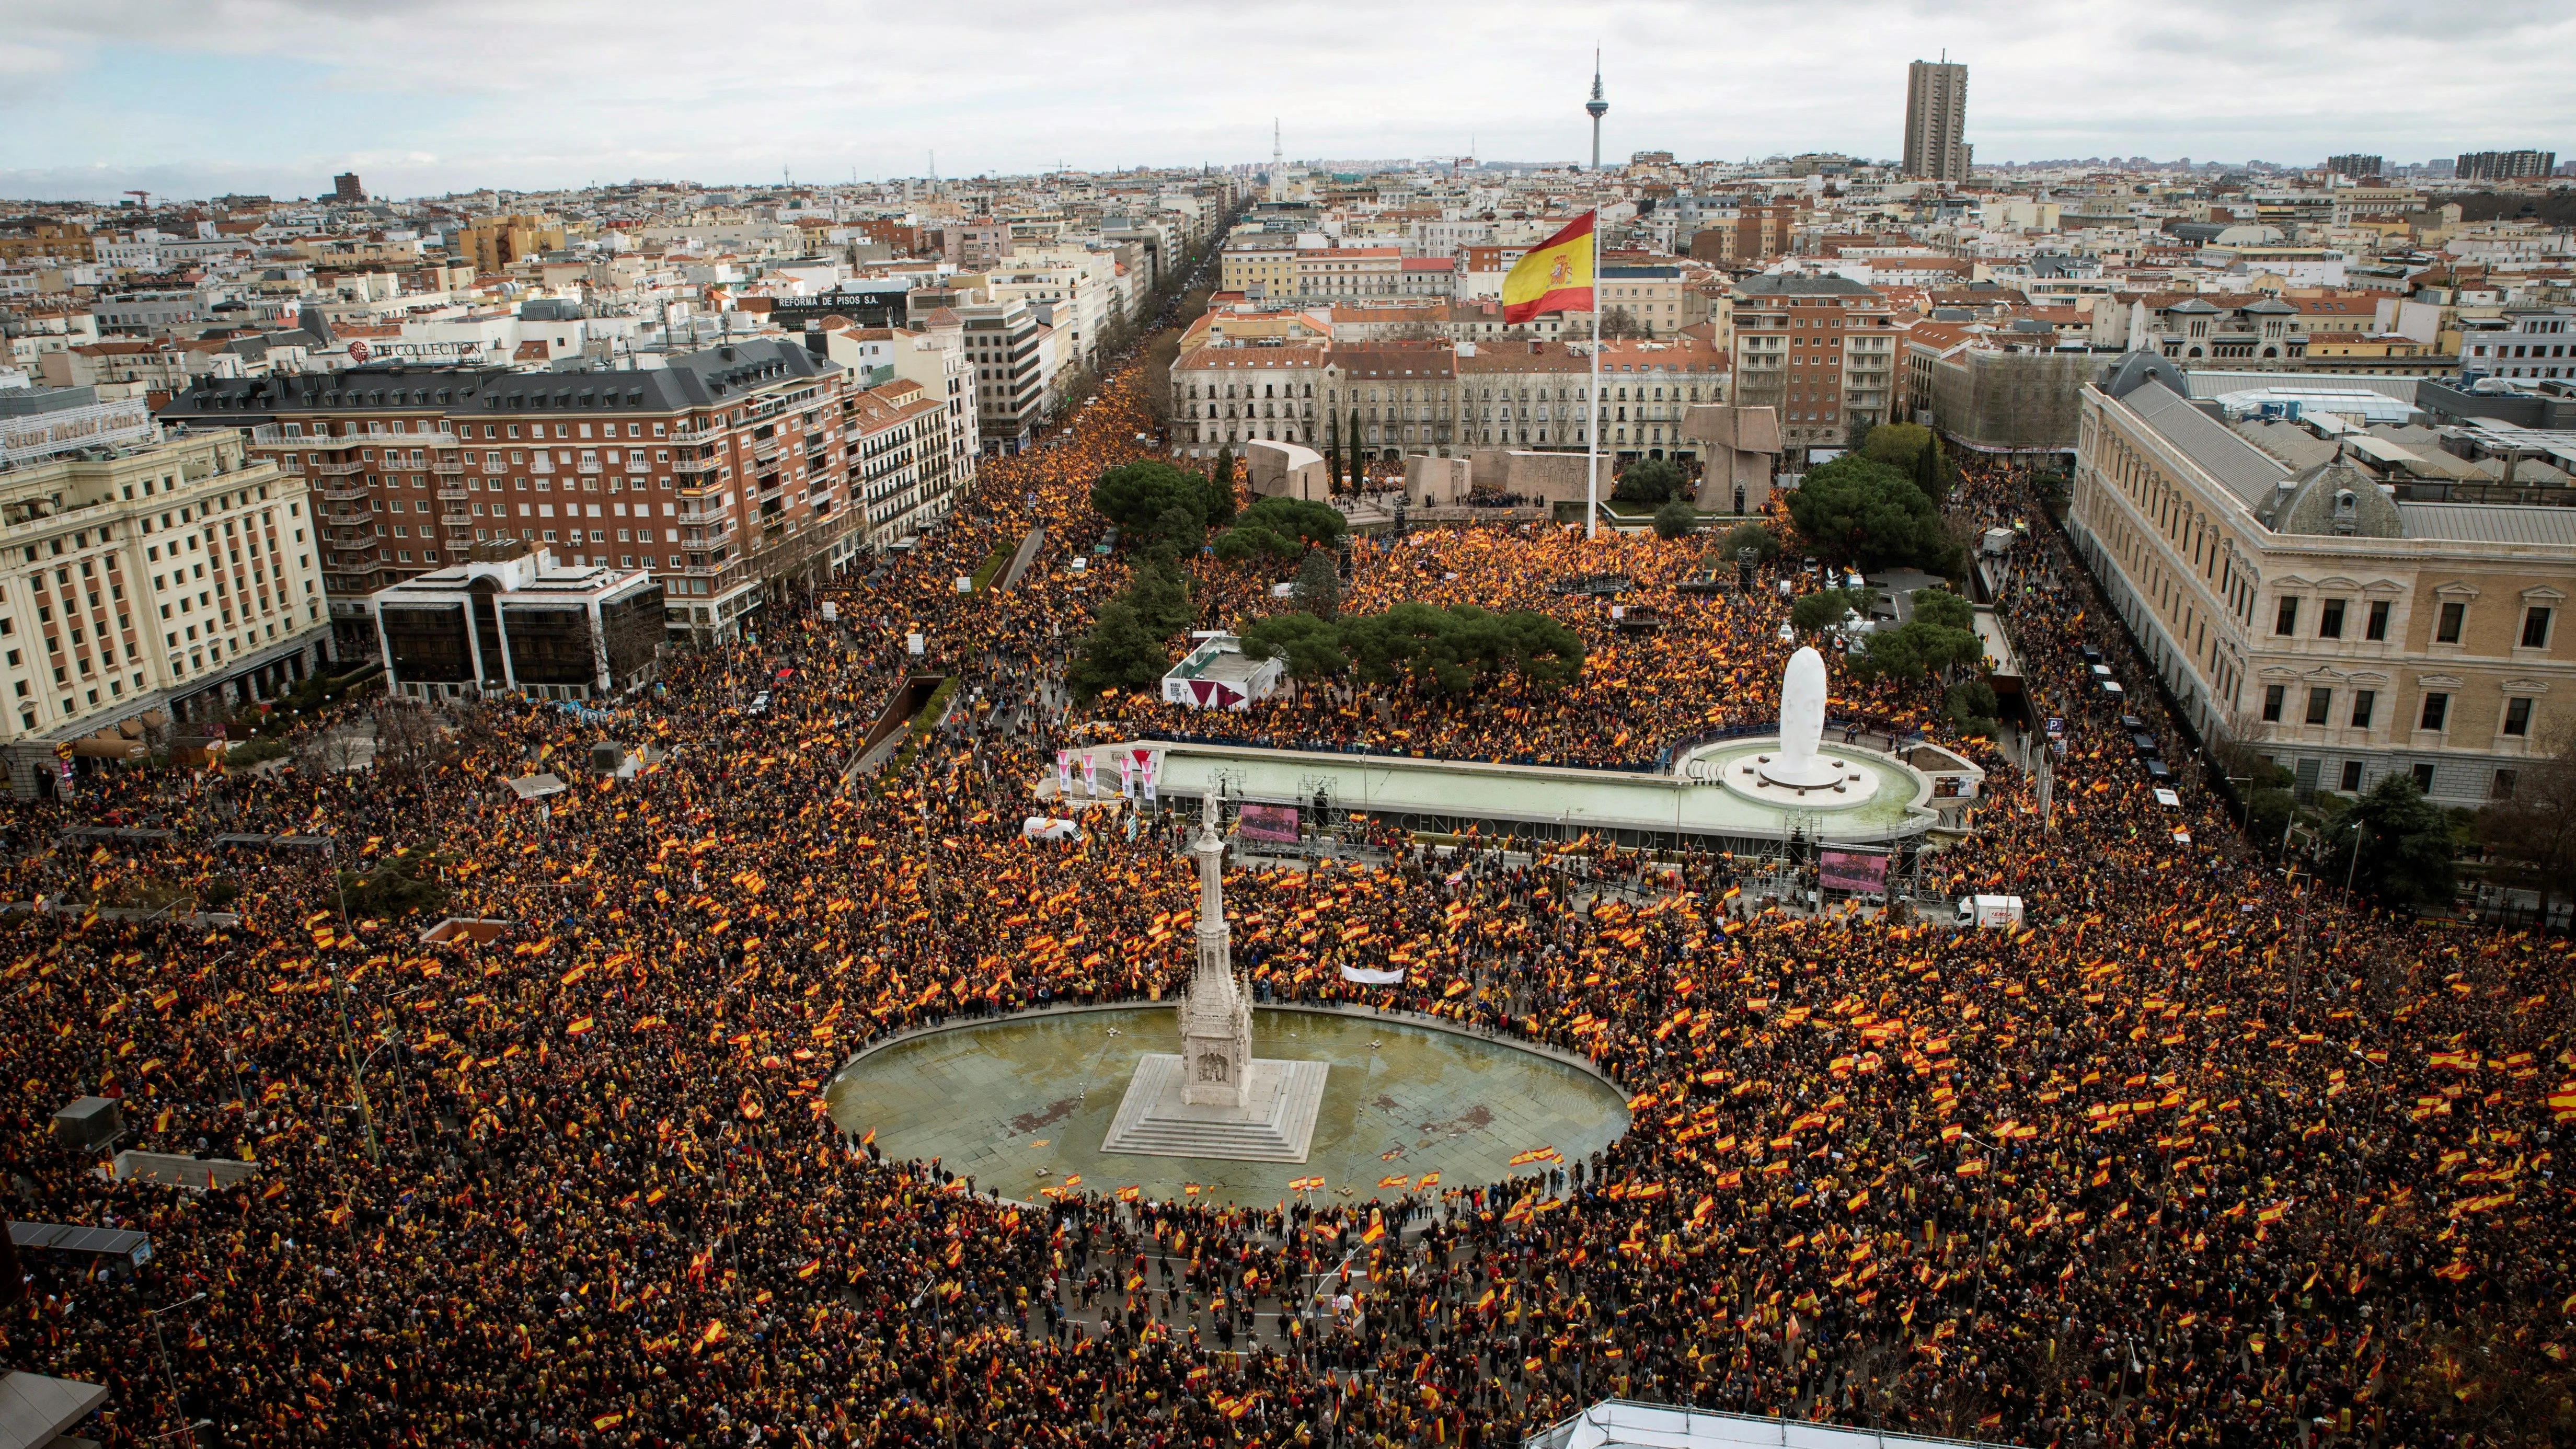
left=825, top=1006, right=1630, bottom=1206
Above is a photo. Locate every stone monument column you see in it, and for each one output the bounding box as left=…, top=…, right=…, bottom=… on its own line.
left=1178, top=791, right=1252, bottom=1108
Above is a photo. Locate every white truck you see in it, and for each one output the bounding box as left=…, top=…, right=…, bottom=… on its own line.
left=1956, top=894, right=2025, bottom=929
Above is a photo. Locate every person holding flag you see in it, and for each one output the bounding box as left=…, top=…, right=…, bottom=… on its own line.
left=1498, top=210, right=1601, bottom=535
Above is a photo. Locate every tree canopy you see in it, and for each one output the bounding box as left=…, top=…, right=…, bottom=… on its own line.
left=1065, top=559, right=1197, bottom=699
left=1717, top=522, right=1781, bottom=563
left=1612, top=458, right=1686, bottom=507
left=1652, top=499, right=1699, bottom=539
left=1241, top=603, right=1584, bottom=696
left=2330, top=774, right=2459, bottom=911
left=1090, top=461, right=1234, bottom=545
left=1847, top=588, right=1983, bottom=686
left=1294, top=549, right=1341, bottom=620
left=1790, top=588, right=1867, bottom=636
left=1214, top=494, right=1347, bottom=563
left=1787, top=453, right=1956, bottom=573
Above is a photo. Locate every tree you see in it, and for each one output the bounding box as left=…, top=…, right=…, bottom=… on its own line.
left=1719, top=522, right=1781, bottom=563
left=1248, top=604, right=1583, bottom=697
left=1790, top=589, right=1861, bottom=636
left=1860, top=420, right=1933, bottom=472
left=1652, top=499, right=1698, bottom=539
left=1594, top=306, right=1650, bottom=340
left=1209, top=446, right=1237, bottom=520
left=1786, top=453, right=1954, bottom=573
left=1612, top=457, right=1685, bottom=507
left=1240, top=611, right=1349, bottom=680
left=1239, top=495, right=1345, bottom=547
left=2329, top=774, right=2458, bottom=911
left=1295, top=549, right=1341, bottom=620
left=1848, top=591, right=1980, bottom=687
left=2475, top=723, right=2576, bottom=923
left=1212, top=525, right=1297, bottom=563
left=1066, top=600, right=1168, bottom=699
left=1910, top=586, right=1974, bottom=634
left=1913, top=433, right=1952, bottom=503
left=1349, top=409, right=1365, bottom=472
left=1214, top=496, right=1344, bottom=566
left=1125, top=560, right=1195, bottom=638
left=2241, top=761, right=2296, bottom=854
left=1091, top=461, right=1227, bottom=538
left=1944, top=679, right=1999, bottom=737
left=1144, top=503, right=1206, bottom=562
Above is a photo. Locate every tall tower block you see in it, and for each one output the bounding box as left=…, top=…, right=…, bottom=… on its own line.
left=1585, top=53, right=1608, bottom=171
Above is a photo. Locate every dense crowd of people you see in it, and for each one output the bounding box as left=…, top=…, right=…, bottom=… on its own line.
left=0, top=327, right=2568, bottom=1449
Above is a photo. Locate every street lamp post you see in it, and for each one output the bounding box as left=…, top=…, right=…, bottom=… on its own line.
left=146, top=1290, right=206, bottom=1443
left=321, top=839, right=382, bottom=1167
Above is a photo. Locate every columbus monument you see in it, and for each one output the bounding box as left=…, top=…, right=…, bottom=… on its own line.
left=1101, top=792, right=1328, bottom=1160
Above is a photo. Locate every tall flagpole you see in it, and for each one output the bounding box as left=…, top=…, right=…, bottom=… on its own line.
left=1586, top=209, right=1600, bottom=539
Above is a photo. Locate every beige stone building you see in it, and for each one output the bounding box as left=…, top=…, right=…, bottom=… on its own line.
left=2071, top=354, right=2576, bottom=807
left=1, top=389, right=332, bottom=789
left=1169, top=338, right=1730, bottom=466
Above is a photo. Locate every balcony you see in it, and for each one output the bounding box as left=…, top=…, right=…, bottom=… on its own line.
left=577, top=460, right=602, bottom=474
left=248, top=426, right=330, bottom=448
left=320, top=483, right=370, bottom=503
left=436, top=488, right=468, bottom=502
left=310, top=458, right=363, bottom=477
left=669, top=426, right=724, bottom=446
left=431, top=458, right=464, bottom=474
left=673, top=454, right=721, bottom=475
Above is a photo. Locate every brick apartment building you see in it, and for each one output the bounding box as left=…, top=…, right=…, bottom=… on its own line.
left=160, top=339, right=892, bottom=651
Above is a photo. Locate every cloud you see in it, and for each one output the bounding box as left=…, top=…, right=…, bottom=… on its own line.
left=3, top=0, right=2571, bottom=199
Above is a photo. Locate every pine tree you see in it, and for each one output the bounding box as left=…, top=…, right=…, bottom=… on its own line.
left=1913, top=435, right=1947, bottom=502
left=1349, top=409, right=1366, bottom=486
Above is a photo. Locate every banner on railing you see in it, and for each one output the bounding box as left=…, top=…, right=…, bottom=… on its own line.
left=1340, top=964, right=1405, bottom=985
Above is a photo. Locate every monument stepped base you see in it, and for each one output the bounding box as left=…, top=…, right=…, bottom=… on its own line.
left=1100, top=1054, right=1329, bottom=1162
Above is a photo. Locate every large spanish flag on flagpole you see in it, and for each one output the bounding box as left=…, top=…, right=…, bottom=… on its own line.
left=1500, top=212, right=1596, bottom=325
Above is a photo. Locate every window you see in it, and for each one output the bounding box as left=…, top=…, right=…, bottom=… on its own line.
left=2274, top=597, right=2299, bottom=636
left=2365, top=600, right=2389, bottom=640
left=2436, top=601, right=2464, bottom=643
left=2318, top=599, right=2345, bottom=639
left=2493, top=769, right=2518, bottom=800
left=2522, top=606, right=2552, bottom=649
left=2504, top=696, right=2533, bottom=736
left=2419, top=692, right=2450, bottom=731
left=2262, top=684, right=2286, bottom=722
left=2412, top=763, right=2436, bottom=794
left=2339, top=761, right=2363, bottom=792
left=2305, top=687, right=2332, bottom=726
left=2350, top=691, right=2375, bottom=729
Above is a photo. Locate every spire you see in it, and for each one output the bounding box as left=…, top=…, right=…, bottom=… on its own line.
left=1585, top=50, right=1608, bottom=171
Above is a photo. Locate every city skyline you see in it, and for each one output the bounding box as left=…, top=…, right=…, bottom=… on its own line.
left=4, top=0, right=2572, bottom=202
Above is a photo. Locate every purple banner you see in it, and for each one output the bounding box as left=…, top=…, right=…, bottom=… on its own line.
left=1818, top=850, right=1888, bottom=894
left=1238, top=803, right=1301, bottom=844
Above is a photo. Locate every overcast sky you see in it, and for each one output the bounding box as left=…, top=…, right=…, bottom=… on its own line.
left=4, top=0, right=2570, bottom=202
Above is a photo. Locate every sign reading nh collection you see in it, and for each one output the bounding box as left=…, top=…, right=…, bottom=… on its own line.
left=345, top=339, right=496, bottom=363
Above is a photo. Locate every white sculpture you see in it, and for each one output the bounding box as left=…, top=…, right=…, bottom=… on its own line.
left=1758, top=646, right=1845, bottom=789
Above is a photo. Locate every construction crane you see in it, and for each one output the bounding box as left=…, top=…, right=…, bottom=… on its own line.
left=124, top=190, right=150, bottom=209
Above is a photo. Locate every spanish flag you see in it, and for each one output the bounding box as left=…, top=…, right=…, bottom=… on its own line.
left=1500, top=212, right=1595, bottom=325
